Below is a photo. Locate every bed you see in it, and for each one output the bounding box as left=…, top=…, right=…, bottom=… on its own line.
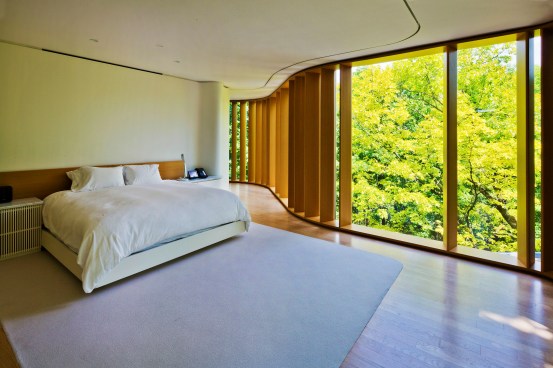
left=0, top=161, right=250, bottom=293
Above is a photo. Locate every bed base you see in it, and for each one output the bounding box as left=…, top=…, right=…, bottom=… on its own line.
left=41, top=221, right=247, bottom=290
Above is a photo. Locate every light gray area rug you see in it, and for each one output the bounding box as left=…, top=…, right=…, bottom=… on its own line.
left=0, top=223, right=402, bottom=368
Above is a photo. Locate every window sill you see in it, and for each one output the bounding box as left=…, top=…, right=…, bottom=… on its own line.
left=342, top=224, right=445, bottom=251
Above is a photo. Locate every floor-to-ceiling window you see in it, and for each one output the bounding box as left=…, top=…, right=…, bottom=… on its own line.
left=348, top=33, right=539, bottom=266
left=456, top=38, right=518, bottom=254
left=229, top=27, right=548, bottom=272
left=229, top=102, right=248, bottom=181
left=534, top=33, right=542, bottom=262
left=351, top=50, right=444, bottom=241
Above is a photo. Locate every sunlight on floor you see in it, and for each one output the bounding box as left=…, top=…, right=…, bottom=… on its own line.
left=479, top=311, right=553, bottom=340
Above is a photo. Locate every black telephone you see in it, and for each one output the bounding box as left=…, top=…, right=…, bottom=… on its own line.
left=196, top=168, right=208, bottom=178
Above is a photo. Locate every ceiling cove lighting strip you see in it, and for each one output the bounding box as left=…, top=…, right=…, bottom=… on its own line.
left=236, top=0, right=421, bottom=91
left=41, top=49, right=163, bottom=75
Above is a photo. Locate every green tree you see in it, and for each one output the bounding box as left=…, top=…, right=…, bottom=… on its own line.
left=228, top=103, right=244, bottom=179
left=457, top=43, right=517, bottom=252
left=352, top=54, right=444, bottom=240
left=352, top=42, right=528, bottom=253
left=535, top=65, right=542, bottom=253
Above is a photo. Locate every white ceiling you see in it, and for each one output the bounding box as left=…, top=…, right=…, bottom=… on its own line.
left=1, top=0, right=552, bottom=99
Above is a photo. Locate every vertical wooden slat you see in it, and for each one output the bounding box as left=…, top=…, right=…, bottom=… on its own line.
left=542, top=27, right=553, bottom=273
left=269, top=96, right=277, bottom=188
left=248, top=102, right=256, bottom=183
left=259, top=100, right=267, bottom=185
left=231, top=102, right=237, bottom=181
left=320, top=67, right=336, bottom=222
left=294, top=76, right=306, bottom=213
left=262, top=99, right=269, bottom=185
left=280, top=88, right=290, bottom=198
left=275, top=92, right=282, bottom=194
left=339, top=64, right=352, bottom=226
left=444, top=46, right=458, bottom=251
left=24, top=207, right=27, bottom=252
left=240, top=101, right=247, bottom=182
left=266, top=99, right=271, bottom=186
left=259, top=100, right=264, bottom=185
left=256, top=101, right=263, bottom=184
left=517, top=32, right=535, bottom=267
left=288, top=81, right=296, bottom=209
left=305, top=71, right=321, bottom=218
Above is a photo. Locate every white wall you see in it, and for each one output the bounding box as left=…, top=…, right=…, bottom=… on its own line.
left=198, top=81, right=230, bottom=186
left=0, top=41, right=229, bottom=177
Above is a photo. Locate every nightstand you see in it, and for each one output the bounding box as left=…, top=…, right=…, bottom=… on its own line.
left=0, top=198, right=43, bottom=261
left=177, top=175, right=221, bottom=183
left=177, top=176, right=226, bottom=189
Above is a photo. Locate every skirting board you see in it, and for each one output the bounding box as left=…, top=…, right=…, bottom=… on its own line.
left=41, top=221, right=247, bottom=290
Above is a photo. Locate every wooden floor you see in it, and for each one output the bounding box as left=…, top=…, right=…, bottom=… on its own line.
left=1, top=183, right=552, bottom=368
left=230, top=184, right=553, bottom=368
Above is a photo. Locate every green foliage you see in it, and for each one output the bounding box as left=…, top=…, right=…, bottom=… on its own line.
left=228, top=103, right=247, bottom=180
left=456, top=44, right=517, bottom=252
left=351, top=43, right=540, bottom=253
left=228, top=105, right=233, bottom=178
left=352, top=55, right=444, bottom=241
left=535, top=65, right=542, bottom=252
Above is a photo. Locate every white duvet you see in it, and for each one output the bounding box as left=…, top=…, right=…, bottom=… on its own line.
left=43, top=181, right=251, bottom=292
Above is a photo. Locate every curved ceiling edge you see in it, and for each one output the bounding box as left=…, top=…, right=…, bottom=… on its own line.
left=229, top=0, right=420, bottom=94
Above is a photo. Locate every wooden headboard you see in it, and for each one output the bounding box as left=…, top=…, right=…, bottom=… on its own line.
left=0, top=161, right=184, bottom=200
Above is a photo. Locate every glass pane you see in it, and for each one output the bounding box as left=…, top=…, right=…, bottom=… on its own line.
left=534, top=34, right=542, bottom=260
left=457, top=41, right=518, bottom=253
left=351, top=53, right=444, bottom=240
left=236, top=104, right=241, bottom=180
left=228, top=103, right=233, bottom=179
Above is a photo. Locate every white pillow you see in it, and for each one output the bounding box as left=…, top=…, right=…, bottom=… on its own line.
left=123, top=164, right=163, bottom=185
left=66, top=166, right=125, bottom=192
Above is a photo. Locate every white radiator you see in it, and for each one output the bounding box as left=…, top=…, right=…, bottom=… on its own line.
left=0, top=198, right=43, bottom=261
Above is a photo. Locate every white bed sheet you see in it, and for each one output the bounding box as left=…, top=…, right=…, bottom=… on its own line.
left=43, top=181, right=251, bottom=292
